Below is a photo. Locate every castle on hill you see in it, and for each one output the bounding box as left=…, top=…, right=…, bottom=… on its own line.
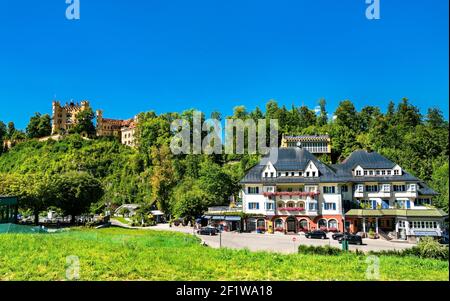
left=51, top=100, right=137, bottom=147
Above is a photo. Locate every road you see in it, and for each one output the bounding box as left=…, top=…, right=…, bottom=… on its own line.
left=148, top=223, right=415, bottom=254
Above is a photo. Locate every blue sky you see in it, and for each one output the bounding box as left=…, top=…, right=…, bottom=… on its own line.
left=0, top=0, right=448, bottom=129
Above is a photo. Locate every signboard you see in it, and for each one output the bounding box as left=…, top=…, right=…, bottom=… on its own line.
left=413, top=231, right=439, bottom=237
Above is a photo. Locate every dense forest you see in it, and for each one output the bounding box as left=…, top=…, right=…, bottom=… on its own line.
left=0, top=98, right=448, bottom=222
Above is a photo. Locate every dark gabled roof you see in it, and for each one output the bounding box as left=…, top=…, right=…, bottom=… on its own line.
left=340, top=150, right=396, bottom=169
left=331, top=150, right=420, bottom=183
left=418, top=182, right=438, bottom=196
left=271, top=148, right=317, bottom=171
left=240, top=148, right=341, bottom=184
left=240, top=148, right=427, bottom=185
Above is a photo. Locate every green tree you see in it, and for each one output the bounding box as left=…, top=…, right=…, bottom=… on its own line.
left=430, top=159, right=449, bottom=212
left=334, top=100, right=359, bottom=130
left=26, top=113, right=51, bottom=138
left=317, top=98, right=328, bottom=126
left=150, top=144, right=177, bottom=212
left=72, top=108, right=96, bottom=137
left=7, top=122, right=15, bottom=139
left=426, top=108, right=447, bottom=129
left=171, top=179, right=207, bottom=221
left=54, top=171, right=104, bottom=224
left=393, top=97, right=422, bottom=128
left=0, top=121, right=6, bottom=154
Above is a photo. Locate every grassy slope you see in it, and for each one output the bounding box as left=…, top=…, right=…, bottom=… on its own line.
left=0, top=228, right=448, bottom=281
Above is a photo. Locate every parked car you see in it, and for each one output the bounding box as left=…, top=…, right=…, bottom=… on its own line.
left=197, top=226, right=217, bottom=236
left=338, top=234, right=363, bottom=245
left=331, top=232, right=350, bottom=240
left=305, top=230, right=327, bottom=239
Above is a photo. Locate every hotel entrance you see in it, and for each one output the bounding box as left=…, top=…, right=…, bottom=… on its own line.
left=286, top=216, right=297, bottom=233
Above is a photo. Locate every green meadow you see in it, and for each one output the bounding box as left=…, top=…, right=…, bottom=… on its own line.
left=0, top=228, right=448, bottom=281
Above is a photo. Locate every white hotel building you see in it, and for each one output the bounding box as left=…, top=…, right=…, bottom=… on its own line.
left=239, top=147, right=447, bottom=241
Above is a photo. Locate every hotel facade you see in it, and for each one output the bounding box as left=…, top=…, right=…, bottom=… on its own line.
left=239, top=147, right=447, bottom=241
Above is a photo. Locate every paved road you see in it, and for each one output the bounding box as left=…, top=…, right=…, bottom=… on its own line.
left=149, top=223, right=416, bottom=254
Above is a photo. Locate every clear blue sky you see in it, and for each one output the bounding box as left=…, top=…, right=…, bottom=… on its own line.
left=0, top=0, right=448, bottom=129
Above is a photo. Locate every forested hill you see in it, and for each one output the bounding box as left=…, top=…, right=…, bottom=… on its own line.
left=0, top=98, right=448, bottom=218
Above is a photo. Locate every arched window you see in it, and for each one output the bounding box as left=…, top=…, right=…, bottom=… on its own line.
left=287, top=201, right=295, bottom=208
left=277, top=202, right=284, bottom=208
left=318, top=219, right=327, bottom=230
left=297, top=201, right=305, bottom=209
left=274, top=219, right=283, bottom=228
left=257, top=219, right=265, bottom=229
left=328, top=219, right=338, bottom=230
left=299, top=219, right=309, bottom=230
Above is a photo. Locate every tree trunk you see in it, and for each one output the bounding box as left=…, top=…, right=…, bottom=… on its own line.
left=70, top=214, right=75, bottom=225
left=34, top=210, right=39, bottom=225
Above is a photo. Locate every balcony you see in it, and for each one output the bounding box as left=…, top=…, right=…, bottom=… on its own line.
left=277, top=207, right=307, bottom=215
left=263, top=191, right=320, bottom=197
left=393, top=191, right=418, bottom=198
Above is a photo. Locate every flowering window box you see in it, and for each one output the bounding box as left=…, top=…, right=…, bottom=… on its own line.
left=279, top=207, right=306, bottom=212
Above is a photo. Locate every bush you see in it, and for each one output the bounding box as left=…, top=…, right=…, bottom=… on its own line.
left=368, top=237, right=448, bottom=260
left=298, top=244, right=342, bottom=255
left=411, top=237, right=449, bottom=260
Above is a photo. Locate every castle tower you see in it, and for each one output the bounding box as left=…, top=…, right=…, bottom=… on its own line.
left=96, top=109, right=103, bottom=136
left=52, top=101, right=62, bottom=135
left=81, top=100, right=89, bottom=110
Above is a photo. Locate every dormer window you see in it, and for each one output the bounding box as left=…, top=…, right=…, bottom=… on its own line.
left=369, top=170, right=374, bottom=176
left=387, top=170, right=391, bottom=175
left=265, top=172, right=268, bottom=177
left=299, top=172, right=303, bottom=176
left=312, top=172, right=316, bottom=177
left=364, top=170, right=368, bottom=176
left=376, top=170, right=380, bottom=176
left=356, top=170, right=362, bottom=176
left=291, top=172, right=294, bottom=177
left=306, top=172, right=310, bottom=177
left=381, top=170, right=386, bottom=176
left=394, top=170, right=399, bottom=175
left=270, top=172, right=274, bottom=177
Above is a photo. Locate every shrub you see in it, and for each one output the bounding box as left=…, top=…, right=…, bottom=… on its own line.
left=298, top=244, right=342, bottom=255
left=368, top=237, right=449, bottom=260
left=412, top=237, right=449, bottom=260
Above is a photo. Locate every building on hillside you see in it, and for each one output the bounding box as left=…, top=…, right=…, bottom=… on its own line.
left=51, top=100, right=138, bottom=147
left=281, top=134, right=331, bottom=154
left=239, top=147, right=447, bottom=241
left=52, top=100, right=91, bottom=135
left=96, top=110, right=138, bottom=147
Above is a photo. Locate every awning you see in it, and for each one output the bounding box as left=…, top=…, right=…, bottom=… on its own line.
left=211, top=216, right=225, bottom=220
left=224, top=216, right=241, bottom=221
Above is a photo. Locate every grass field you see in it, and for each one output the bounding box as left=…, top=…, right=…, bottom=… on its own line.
left=0, top=228, right=448, bottom=281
